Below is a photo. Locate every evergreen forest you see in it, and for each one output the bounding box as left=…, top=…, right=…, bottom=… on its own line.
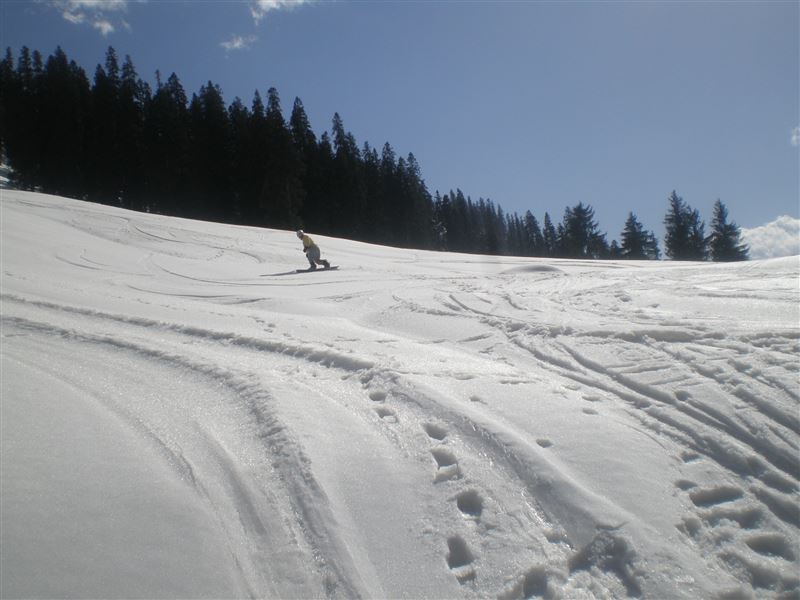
left=0, top=46, right=749, bottom=261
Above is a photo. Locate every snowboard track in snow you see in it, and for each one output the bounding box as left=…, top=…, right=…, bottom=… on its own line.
left=1, top=314, right=373, bottom=598
left=433, top=279, right=799, bottom=597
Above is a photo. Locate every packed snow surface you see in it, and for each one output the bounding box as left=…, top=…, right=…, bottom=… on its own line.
left=2, top=191, right=799, bottom=599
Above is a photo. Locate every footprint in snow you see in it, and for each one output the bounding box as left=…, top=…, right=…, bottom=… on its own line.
left=499, top=566, right=561, bottom=600
left=681, top=451, right=702, bottom=463
left=674, top=479, right=697, bottom=491
left=374, top=406, right=398, bottom=423
left=455, top=489, right=483, bottom=518
left=369, top=390, right=388, bottom=403
left=422, top=422, right=448, bottom=441
left=744, top=532, right=796, bottom=561
left=582, top=407, right=599, bottom=416
left=431, top=447, right=461, bottom=483
left=446, top=535, right=476, bottom=584
left=568, top=531, right=642, bottom=598
left=688, top=485, right=744, bottom=507
left=536, top=438, right=553, bottom=448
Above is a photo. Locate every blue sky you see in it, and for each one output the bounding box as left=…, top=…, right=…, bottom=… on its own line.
left=2, top=0, right=798, bottom=242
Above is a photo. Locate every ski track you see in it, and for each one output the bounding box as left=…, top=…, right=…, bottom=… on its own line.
left=2, top=191, right=798, bottom=599
left=431, top=277, right=799, bottom=597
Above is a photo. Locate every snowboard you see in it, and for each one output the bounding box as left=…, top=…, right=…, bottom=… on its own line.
left=296, top=266, right=339, bottom=273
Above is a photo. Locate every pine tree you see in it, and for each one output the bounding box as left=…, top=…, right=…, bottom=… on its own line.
left=480, top=199, right=500, bottom=255
left=664, top=191, right=688, bottom=259
left=307, top=130, right=335, bottom=232
left=542, top=212, right=558, bottom=257
left=325, top=112, right=364, bottom=236
left=8, top=47, right=44, bottom=188
left=239, top=90, right=268, bottom=223
left=360, top=142, right=384, bottom=243
left=664, top=191, right=707, bottom=260
left=258, top=87, right=303, bottom=228
left=88, top=47, right=123, bottom=203
left=560, top=202, right=608, bottom=258
left=433, top=191, right=450, bottom=250
left=620, top=213, right=660, bottom=259
left=188, top=81, right=233, bottom=221
left=378, top=142, right=402, bottom=244
left=523, top=211, right=544, bottom=256
left=403, top=152, right=434, bottom=248
left=507, top=214, right=525, bottom=256
left=227, top=95, right=252, bottom=222
left=687, top=210, right=708, bottom=260
left=708, top=199, right=749, bottom=261
left=287, top=97, right=318, bottom=229
left=0, top=48, right=14, bottom=160
left=39, top=47, right=90, bottom=197
left=117, top=54, right=149, bottom=209
left=144, top=72, right=190, bottom=215
left=449, top=190, right=471, bottom=252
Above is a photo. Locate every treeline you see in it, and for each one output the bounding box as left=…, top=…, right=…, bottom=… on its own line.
left=0, top=46, right=748, bottom=261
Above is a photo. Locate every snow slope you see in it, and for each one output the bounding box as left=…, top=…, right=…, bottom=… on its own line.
left=1, top=190, right=798, bottom=599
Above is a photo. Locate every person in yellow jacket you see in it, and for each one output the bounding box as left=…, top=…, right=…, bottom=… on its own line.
left=296, top=230, right=330, bottom=270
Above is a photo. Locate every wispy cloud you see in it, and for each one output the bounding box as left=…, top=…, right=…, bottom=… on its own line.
left=741, top=216, right=800, bottom=259
left=220, top=34, right=258, bottom=52
left=46, top=0, right=137, bottom=36
left=250, top=0, right=311, bottom=24
left=791, top=126, right=800, bottom=147
left=92, top=18, right=115, bottom=36
left=61, top=9, right=85, bottom=24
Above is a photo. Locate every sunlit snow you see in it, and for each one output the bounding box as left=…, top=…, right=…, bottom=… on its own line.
left=2, top=190, right=798, bottom=599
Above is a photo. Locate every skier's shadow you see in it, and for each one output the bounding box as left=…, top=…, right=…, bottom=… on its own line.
left=261, top=270, right=301, bottom=277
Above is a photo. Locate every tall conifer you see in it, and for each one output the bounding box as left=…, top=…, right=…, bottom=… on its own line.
left=620, top=213, right=660, bottom=259
left=709, top=199, right=749, bottom=261
left=664, top=191, right=707, bottom=260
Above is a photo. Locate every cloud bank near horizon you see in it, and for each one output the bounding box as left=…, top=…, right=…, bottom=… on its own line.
left=741, top=216, right=800, bottom=259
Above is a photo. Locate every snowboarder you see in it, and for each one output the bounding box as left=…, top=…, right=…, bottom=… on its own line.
left=296, top=230, right=330, bottom=270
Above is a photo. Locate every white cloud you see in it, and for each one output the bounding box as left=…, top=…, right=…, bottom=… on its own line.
left=792, top=126, right=800, bottom=147
left=250, top=0, right=310, bottom=24
left=68, top=0, right=128, bottom=9
left=220, top=34, right=258, bottom=51
left=61, top=9, right=85, bottom=23
left=741, top=216, right=800, bottom=259
left=92, top=18, right=115, bottom=36
left=47, top=0, right=135, bottom=35
left=220, top=35, right=258, bottom=51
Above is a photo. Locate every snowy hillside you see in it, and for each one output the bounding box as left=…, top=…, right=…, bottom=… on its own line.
left=1, top=190, right=798, bottom=599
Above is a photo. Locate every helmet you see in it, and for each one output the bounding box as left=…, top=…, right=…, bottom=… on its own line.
left=296, top=230, right=304, bottom=238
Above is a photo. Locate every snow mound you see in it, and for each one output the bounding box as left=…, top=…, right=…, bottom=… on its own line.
left=502, top=263, right=564, bottom=274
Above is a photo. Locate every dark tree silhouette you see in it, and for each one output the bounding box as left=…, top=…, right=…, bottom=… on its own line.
left=708, top=199, right=749, bottom=261
left=664, top=191, right=708, bottom=260
left=620, top=213, right=660, bottom=260
left=560, top=202, right=608, bottom=258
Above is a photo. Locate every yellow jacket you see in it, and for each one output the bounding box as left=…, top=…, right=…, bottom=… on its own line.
left=300, top=234, right=316, bottom=251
